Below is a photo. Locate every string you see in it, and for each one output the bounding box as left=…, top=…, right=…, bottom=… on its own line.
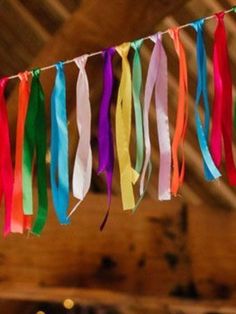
left=6, top=7, right=235, bottom=81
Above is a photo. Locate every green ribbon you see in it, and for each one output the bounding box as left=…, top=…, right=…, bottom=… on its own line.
left=131, top=39, right=144, bottom=174
left=23, top=69, right=48, bottom=235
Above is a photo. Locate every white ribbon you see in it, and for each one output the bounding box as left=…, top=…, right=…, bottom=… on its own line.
left=71, top=55, right=92, bottom=216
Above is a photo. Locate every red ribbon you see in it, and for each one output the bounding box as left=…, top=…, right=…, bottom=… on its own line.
left=0, top=77, right=14, bottom=236
left=11, top=72, right=32, bottom=233
left=210, top=12, right=236, bottom=185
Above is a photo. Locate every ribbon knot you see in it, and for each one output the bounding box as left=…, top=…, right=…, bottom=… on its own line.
left=191, top=19, right=204, bottom=32
left=74, top=55, right=88, bottom=70
left=215, top=11, right=225, bottom=21
left=18, top=71, right=29, bottom=81
left=0, top=77, right=8, bottom=88
left=116, top=43, right=130, bottom=58
left=131, top=39, right=143, bottom=50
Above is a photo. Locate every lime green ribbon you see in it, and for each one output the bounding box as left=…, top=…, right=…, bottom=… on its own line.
left=23, top=69, right=48, bottom=235
left=131, top=39, right=144, bottom=174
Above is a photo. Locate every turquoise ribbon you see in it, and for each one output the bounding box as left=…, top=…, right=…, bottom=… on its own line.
left=191, top=19, right=221, bottom=180
left=50, top=62, right=70, bottom=224
left=131, top=39, right=144, bottom=174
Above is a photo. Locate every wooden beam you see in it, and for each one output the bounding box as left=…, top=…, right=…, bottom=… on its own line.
left=0, top=284, right=236, bottom=314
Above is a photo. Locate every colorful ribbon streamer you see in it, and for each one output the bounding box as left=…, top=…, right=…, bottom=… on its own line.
left=168, top=27, right=188, bottom=196
left=71, top=55, right=92, bottom=214
left=191, top=19, right=221, bottom=181
left=140, top=34, right=171, bottom=200
left=116, top=43, right=139, bottom=210
left=50, top=62, right=70, bottom=224
left=210, top=12, right=236, bottom=185
left=11, top=72, right=32, bottom=233
left=0, top=77, right=14, bottom=236
left=97, top=48, right=115, bottom=230
left=23, top=69, right=48, bottom=235
left=131, top=39, right=144, bottom=174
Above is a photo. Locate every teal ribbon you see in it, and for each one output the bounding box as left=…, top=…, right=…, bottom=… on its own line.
left=23, top=69, right=48, bottom=235
left=50, top=62, right=70, bottom=224
left=191, top=19, right=221, bottom=180
left=131, top=39, right=144, bottom=174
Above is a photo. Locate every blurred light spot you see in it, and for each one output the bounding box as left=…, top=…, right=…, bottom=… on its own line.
left=63, top=298, right=74, bottom=309
left=36, top=311, right=46, bottom=314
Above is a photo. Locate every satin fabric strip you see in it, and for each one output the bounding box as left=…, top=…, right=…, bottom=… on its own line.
left=140, top=34, right=171, bottom=200
left=72, top=55, right=92, bottom=206
left=50, top=62, right=70, bottom=224
left=191, top=19, right=221, bottom=181
left=168, top=27, right=188, bottom=196
left=11, top=72, right=32, bottom=233
left=131, top=39, right=144, bottom=174
left=23, top=69, right=48, bottom=235
left=97, top=48, right=115, bottom=230
left=116, top=42, right=139, bottom=210
left=210, top=12, right=236, bottom=184
left=0, top=77, right=14, bottom=236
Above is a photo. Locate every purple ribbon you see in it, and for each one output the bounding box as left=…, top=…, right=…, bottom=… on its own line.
left=97, top=47, right=115, bottom=230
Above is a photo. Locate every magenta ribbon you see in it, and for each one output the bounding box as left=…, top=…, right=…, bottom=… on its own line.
left=210, top=12, right=236, bottom=185
left=0, top=77, right=14, bottom=236
left=97, top=47, right=115, bottom=230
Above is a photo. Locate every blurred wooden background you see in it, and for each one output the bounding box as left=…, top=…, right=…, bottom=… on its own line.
left=0, top=0, right=236, bottom=313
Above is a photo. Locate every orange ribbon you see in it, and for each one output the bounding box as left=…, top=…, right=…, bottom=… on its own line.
left=169, top=28, right=188, bottom=196
left=11, top=72, right=31, bottom=233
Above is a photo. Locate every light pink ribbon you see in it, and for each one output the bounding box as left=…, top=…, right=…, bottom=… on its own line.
left=71, top=55, right=92, bottom=215
left=140, top=34, right=171, bottom=200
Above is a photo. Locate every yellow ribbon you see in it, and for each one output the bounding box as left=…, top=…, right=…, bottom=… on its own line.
left=116, top=43, right=139, bottom=210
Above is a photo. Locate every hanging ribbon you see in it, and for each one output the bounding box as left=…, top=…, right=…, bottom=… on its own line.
left=116, top=42, right=139, bottom=210
left=23, top=69, right=48, bottom=235
left=139, top=34, right=171, bottom=200
left=131, top=39, right=144, bottom=174
left=50, top=62, right=70, bottom=224
left=0, top=77, right=14, bottom=236
left=191, top=19, right=221, bottom=181
left=97, top=48, right=115, bottom=230
left=11, top=72, right=32, bottom=233
left=71, top=55, right=92, bottom=215
left=168, top=27, right=188, bottom=196
left=210, top=12, right=236, bottom=185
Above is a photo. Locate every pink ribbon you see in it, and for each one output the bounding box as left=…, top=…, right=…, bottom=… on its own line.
left=140, top=34, right=171, bottom=200
left=0, top=77, right=14, bottom=236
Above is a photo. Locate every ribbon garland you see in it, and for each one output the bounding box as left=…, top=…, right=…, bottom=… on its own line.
left=116, top=43, right=139, bottom=210
left=11, top=72, right=31, bottom=233
left=0, top=8, right=234, bottom=236
left=210, top=12, right=236, bottom=185
left=0, top=77, right=14, bottom=236
left=168, top=27, right=188, bottom=196
left=191, top=19, right=221, bottom=181
left=71, top=55, right=92, bottom=215
left=23, top=69, right=48, bottom=235
left=50, top=62, right=70, bottom=224
left=140, top=34, right=171, bottom=200
left=97, top=48, right=115, bottom=230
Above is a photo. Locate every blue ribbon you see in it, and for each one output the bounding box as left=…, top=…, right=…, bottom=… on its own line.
left=191, top=19, right=221, bottom=180
left=50, top=62, right=70, bottom=224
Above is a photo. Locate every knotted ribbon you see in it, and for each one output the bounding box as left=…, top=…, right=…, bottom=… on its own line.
left=116, top=43, right=139, bottom=210
left=11, top=72, right=32, bottom=233
left=50, top=62, right=70, bottom=224
left=139, top=34, right=171, bottom=200
left=71, top=55, right=92, bottom=215
left=210, top=12, right=236, bottom=184
left=23, top=69, right=48, bottom=235
left=0, top=77, right=14, bottom=236
left=168, top=27, right=188, bottom=196
left=97, top=48, right=115, bottom=230
left=131, top=39, right=144, bottom=174
left=191, top=19, right=221, bottom=181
